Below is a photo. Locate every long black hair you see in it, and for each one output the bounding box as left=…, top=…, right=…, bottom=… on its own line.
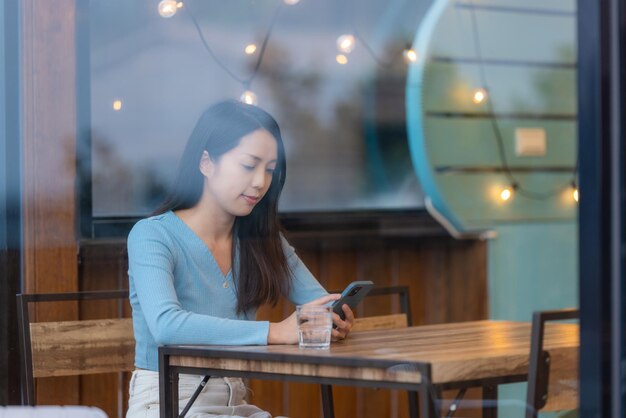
left=154, top=100, right=291, bottom=313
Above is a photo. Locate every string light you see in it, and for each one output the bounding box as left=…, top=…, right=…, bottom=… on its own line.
left=342, top=0, right=416, bottom=67
left=472, top=88, right=487, bottom=104
left=403, top=48, right=418, bottom=63
left=499, top=183, right=518, bottom=202
left=336, top=34, right=356, bottom=53
left=184, top=2, right=283, bottom=106
left=467, top=0, right=577, bottom=201
left=182, top=0, right=415, bottom=107
left=158, top=0, right=178, bottom=18
left=500, top=187, right=512, bottom=201
left=572, top=183, right=579, bottom=202
left=240, top=90, right=258, bottom=106
left=112, top=100, right=122, bottom=111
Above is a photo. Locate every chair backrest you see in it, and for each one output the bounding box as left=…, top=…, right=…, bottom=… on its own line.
left=526, top=308, right=579, bottom=418
left=17, top=290, right=134, bottom=406
left=330, top=285, right=412, bottom=332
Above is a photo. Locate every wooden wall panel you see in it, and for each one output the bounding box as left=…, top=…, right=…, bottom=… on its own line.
left=356, top=245, right=392, bottom=418
left=251, top=290, right=288, bottom=415
left=76, top=235, right=487, bottom=418
left=316, top=247, right=360, bottom=418
left=78, top=243, right=129, bottom=418
left=21, top=0, right=80, bottom=405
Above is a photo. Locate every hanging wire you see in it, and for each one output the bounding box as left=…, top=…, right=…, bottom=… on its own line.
left=184, top=0, right=283, bottom=89
left=351, top=26, right=395, bottom=68
left=346, top=0, right=399, bottom=68
left=467, top=0, right=578, bottom=200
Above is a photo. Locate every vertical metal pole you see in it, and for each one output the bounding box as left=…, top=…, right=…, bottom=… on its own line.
left=159, top=349, right=172, bottom=418
left=2, top=0, right=22, bottom=405
left=408, top=391, right=419, bottom=418
left=320, top=384, right=335, bottom=418
left=417, top=364, right=437, bottom=418
left=578, top=0, right=626, bottom=416
left=418, top=385, right=436, bottom=418
left=526, top=312, right=546, bottom=418
left=608, top=1, right=626, bottom=416
left=482, top=385, right=498, bottom=418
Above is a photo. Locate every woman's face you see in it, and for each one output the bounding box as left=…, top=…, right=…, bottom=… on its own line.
left=201, top=128, right=278, bottom=217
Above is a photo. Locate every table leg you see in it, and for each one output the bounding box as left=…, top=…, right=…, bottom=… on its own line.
left=172, top=370, right=180, bottom=418
left=408, top=391, right=419, bottom=418
left=159, top=355, right=179, bottom=418
left=418, top=385, right=438, bottom=418
left=159, top=353, right=170, bottom=418
left=320, top=384, right=335, bottom=418
left=482, top=385, right=498, bottom=418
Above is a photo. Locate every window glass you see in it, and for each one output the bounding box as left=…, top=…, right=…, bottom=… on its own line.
left=88, top=0, right=430, bottom=217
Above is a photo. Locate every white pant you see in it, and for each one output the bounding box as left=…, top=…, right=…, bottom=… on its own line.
left=126, top=370, right=273, bottom=418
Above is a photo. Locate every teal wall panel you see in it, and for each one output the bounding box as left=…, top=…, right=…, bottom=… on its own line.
left=429, top=5, right=575, bottom=62
left=422, top=63, right=576, bottom=114
left=455, top=0, right=574, bottom=13
left=489, top=222, right=578, bottom=321
left=489, top=222, right=578, bottom=418
left=437, top=174, right=577, bottom=224
left=407, top=1, right=579, bottom=415
left=407, top=0, right=578, bottom=231
left=424, top=119, right=576, bottom=167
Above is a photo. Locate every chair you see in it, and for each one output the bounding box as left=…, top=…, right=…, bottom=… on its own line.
left=320, top=285, right=413, bottom=418
left=435, top=308, right=580, bottom=418
left=16, top=290, right=134, bottom=406
left=526, top=308, right=579, bottom=418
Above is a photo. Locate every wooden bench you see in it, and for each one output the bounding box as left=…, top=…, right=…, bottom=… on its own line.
left=17, top=290, right=134, bottom=405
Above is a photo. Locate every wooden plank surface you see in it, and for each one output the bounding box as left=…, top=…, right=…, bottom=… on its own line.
left=78, top=245, right=131, bottom=418
left=30, top=318, right=135, bottom=378
left=21, top=0, right=80, bottom=405
left=352, top=313, right=408, bottom=331
left=173, top=356, right=423, bottom=385
left=168, top=321, right=578, bottom=386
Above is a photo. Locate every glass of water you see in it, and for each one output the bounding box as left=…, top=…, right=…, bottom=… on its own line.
left=296, top=305, right=333, bottom=349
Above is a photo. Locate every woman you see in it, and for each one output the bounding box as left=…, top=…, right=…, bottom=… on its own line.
left=126, top=100, right=354, bottom=418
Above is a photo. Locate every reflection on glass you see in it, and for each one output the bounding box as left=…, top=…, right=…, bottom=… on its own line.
left=88, top=0, right=431, bottom=217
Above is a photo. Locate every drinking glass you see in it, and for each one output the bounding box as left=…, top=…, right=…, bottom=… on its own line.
left=296, top=305, right=333, bottom=349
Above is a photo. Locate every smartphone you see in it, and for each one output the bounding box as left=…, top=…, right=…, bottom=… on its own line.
left=331, top=280, right=374, bottom=321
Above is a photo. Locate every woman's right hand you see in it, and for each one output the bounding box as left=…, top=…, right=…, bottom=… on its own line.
left=267, top=294, right=340, bottom=344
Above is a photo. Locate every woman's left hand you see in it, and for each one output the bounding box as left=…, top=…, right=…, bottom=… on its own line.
left=331, top=304, right=354, bottom=341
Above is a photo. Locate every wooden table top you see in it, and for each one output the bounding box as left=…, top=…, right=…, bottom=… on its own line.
left=164, top=320, right=579, bottom=388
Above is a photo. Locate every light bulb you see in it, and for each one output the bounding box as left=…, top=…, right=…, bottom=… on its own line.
left=240, top=90, right=258, bottom=106
left=500, top=187, right=512, bottom=201
left=158, top=0, right=178, bottom=18
left=177, top=2, right=183, bottom=8
left=472, top=88, right=487, bottom=104
left=573, top=187, right=579, bottom=202
left=284, top=0, right=300, bottom=4
left=245, top=44, right=257, bottom=55
left=112, top=100, right=122, bottom=111
left=403, top=48, right=418, bottom=63
left=336, top=34, right=356, bottom=53
left=336, top=54, right=348, bottom=65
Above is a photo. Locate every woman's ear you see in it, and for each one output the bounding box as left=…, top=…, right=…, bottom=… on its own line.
left=199, top=150, right=213, bottom=177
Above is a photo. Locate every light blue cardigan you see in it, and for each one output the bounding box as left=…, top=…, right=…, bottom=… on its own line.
left=127, top=211, right=327, bottom=371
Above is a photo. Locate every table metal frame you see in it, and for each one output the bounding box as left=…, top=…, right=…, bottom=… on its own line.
left=158, top=344, right=526, bottom=418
